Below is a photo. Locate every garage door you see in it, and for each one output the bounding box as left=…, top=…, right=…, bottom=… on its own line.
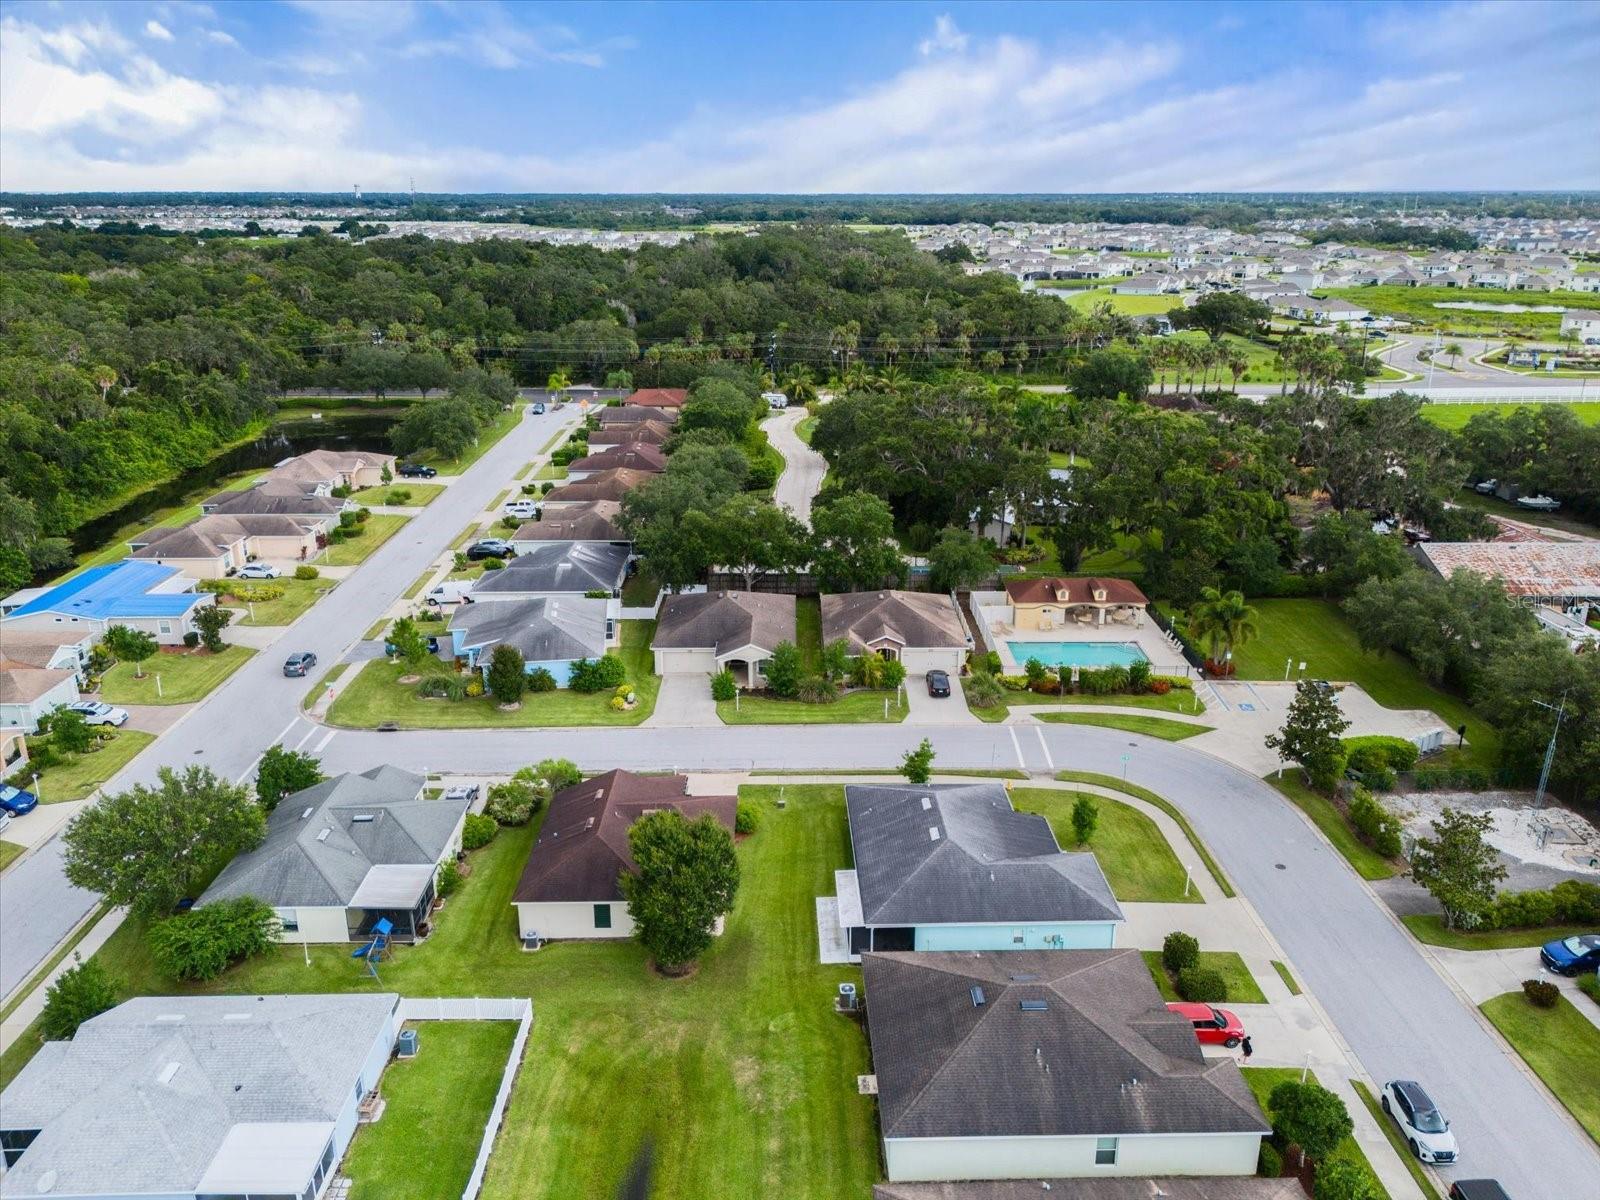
left=654, top=647, right=717, bottom=674
left=901, top=648, right=964, bottom=676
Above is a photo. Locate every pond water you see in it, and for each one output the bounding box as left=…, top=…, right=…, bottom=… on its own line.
left=1432, top=301, right=1568, bottom=313
left=68, top=412, right=397, bottom=557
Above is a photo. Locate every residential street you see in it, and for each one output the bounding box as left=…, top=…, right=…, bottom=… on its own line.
left=765, top=405, right=827, bottom=524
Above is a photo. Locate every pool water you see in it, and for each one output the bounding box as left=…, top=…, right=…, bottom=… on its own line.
left=1006, top=641, right=1149, bottom=669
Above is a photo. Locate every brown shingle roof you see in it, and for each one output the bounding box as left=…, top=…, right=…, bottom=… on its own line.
left=1005, top=577, right=1148, bottom=607
left=589, top=423, right=671, bottom=447
left=599, top=405, right=679, bottom=426
left=864, top=950, right=1268, bottom=1141
left=0, top=665, right=77, bottom=704
left=626, top=388, right=689, bottom=409
left=652, top=590, right=797, bottom=656
left=202, top=480, right=345, bottom=519
left=128, top=514, right=312, bottom=559
left=542, top=469, right=656, bottom=504
left=512, top=770, right=736, bottom=903
left=821, top=590, right=967, bottom=654
left=567, top=444, right=668, bottom=475
left=0, top=632, right=87, bottom=669
left=512, top=502, right=625, bottom=543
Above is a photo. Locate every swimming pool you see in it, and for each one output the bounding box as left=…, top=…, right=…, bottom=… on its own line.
left=1005, top=641, right=1149, bottom=669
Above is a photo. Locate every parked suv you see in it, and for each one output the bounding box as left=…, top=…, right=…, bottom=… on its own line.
left=465, top=539, right=516, bottom=562
left=283, top=651, right=318, bottom=678
left=1166, top=1002, right=1246, bottom=1048
left=65, top=701, right=130, bottom=728
left=503, top=499, right=540, bottom=520
left=236, top=562, right=281, bottom=580
left=1381, top=1080, right=1458, bottom=1163
left=397, top=463, right=437, bottom=478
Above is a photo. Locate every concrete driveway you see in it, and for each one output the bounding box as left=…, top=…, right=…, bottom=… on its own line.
left=903, top=675, right=978, bottom=725
left=644, top=672, right=719, bottom=727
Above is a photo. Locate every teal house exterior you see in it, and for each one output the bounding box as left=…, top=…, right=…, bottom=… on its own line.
left=831, top=782, right=1123, bottom=959
left=446, top=596, right=611, bottom=687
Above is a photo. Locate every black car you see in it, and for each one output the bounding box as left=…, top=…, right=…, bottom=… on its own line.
left=397, top=463, right=437, bottom=478
left=465, top=539, right=516, bottom=561
left=925, top=669, right=951, bottom=698
left=1448, top=1184, right=1510, bottom=1200
left=283, top=651, right=318, bottom=677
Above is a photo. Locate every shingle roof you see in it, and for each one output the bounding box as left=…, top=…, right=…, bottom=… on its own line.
left=822, top=590, right=968, bottom=654
left=542, top=469, right=656, bottom=503
left=874, top=1179, right=1302, bottom=1200
left=199, top=766, right=465, bottom=908
left=1005, top=576, right=1148, bottom=607
left=268, top=448, right=394, bottom=482
left=863, top=950, right=1268, bottom=1140
left=1417, top=540, right=1600, bottom=599
left=0, top=665, right=76, bottom=704
left=846, top=783, right=1122, bottom=926
left=567, top=444, right=668, bottom=474
left=588, top=421, right=672, bottom=447
left=3, top=560, right=205, bottom=620
left=0, top=992, right=396, bottom=1196
left=129, top=514, right=313, bottom=559
left=512, top=770, right=735, bottom=903
left=0, top=630, right=88, bottom=669
left=203, top=479, right=347, bottom=519
left=652, top=590, right=797, bottom=655
left=469, top=541, right=630, bottom=596
left=449, top=596, right=608, bottom=662
left=512, top=501, right=625, bottom=543
left=598, top=404, right=679, bottom=426
left=626, top=388, right=689, bottom=408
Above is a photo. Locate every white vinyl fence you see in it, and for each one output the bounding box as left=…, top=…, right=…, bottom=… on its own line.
left=396, top=996, right=533, bottom=1200
left=1410, top=386, right=1594, bottom=402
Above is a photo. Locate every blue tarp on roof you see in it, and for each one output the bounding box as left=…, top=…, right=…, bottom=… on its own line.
left=6, top=560, right=203, bottom=620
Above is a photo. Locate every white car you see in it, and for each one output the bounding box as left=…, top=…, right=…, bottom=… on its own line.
left=66, top=701, right=130, bottom=728
left=1381, top=1080, right=1458, bottom=1164
left=503, top=500, right=539, bottom=519
left=236, top=563, right=282, bottom=579
left=441, top=784, right=481, bottom=803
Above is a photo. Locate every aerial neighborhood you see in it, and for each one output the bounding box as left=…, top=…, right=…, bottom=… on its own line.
left=1, top=8, right=1599, bottom=1198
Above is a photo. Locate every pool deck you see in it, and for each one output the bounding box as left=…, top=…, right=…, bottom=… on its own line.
left=977, top=600, right=1191, bottom=676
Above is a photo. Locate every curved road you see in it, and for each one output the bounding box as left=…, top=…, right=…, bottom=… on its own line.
left=766, top=406, right=827, bottom=525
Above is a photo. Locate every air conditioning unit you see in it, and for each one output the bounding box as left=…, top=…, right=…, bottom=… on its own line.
left=837, top=982, right=858, bottom=1012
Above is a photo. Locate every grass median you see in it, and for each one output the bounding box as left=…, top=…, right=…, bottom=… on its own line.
left=1034, top=711, right=1211, bottom=740
left=1053, top=769, right=1235, bottom=898
left=717, top=689, right=906, bottom=725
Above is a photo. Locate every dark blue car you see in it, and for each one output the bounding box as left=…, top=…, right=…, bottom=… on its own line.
left=1541, top=933, right=1600, bottom=975
left=0, top=783, right=39, bottom=816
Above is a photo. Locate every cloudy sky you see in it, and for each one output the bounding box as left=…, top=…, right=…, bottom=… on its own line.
left=2, top=0, right=1597, bottom=194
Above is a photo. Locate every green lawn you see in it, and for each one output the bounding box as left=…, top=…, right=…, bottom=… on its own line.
left=12, top=730, right=155, bottom=802
left=1401, top=914, right=1590, bottom=951
left=1010, top=788, right=1199, bottom=903
left=1058, top=288, right=1182, bottom=316
left=322, top=514, right=410, bottom=566
left=621, top=569, right=661, bottom=607
left=427, top=407, right=523, bottom=475
left=67, top=784, right=880, bottom=1200
left=0, top=841, right=22, bottom=873
left=1271, top=960, right=1301, bottom=995
left=1324, top=284, right=1600, bottom=335
left=348, top=482, right=446, bottom=507
left=328, top=621, right=661, bottom=728
left=1350, top=1080, right=1444, bottom=1200
left=796, top=416, right=818, bottom=445
left=1140, top=950, right=1268, bottom=1004
left=1419, top=401, right=1600, bottom=431
left=718, top=689, right=906, bottom=725
left=1448, top=486, right=1600, bottom=540
left=1035, top=711, right=1211, bottom=740
left=795, top=595, right=822, bottom=671
left=223, top=576, right=335, bottom=625
left=1220, top=599, right=1499, bottom=769
left=531, top=463, right=567, bottom=480
left=344, top=1021, right=518, bottom=1200
left=1242, top=1068, right=1390, bottom=1198
left=1270, top=775, right=1397, bottom=881
left=970, top=686, right=1206, bottom=723
left=1053, top=769, right=1235, bottom=898
left=1481, top=992, right=1600, bottom=1144
left=100, top=645, right=255, bottom=705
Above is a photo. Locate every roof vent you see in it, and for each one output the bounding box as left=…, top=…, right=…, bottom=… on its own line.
left=157, top=1061, right=182, bottom=1085
left=316, top=828, right=331, bottom=842
left=928, top=826, right=941, bottom=842
left=1020, top=999, right=1048, bottom=1012
left=920, top=797, right=932, bottom=811
left=300, top=807, right=314, bottom=820
left=223, top=1013, right=251, bottom=1022
left=351, top=814, right=375, bottom=823
left=154, top=1014, right=185, bottom=1023
left=1009, top=973, right=1039, bottom=982
left=970, top=986, right=986, bottom=1008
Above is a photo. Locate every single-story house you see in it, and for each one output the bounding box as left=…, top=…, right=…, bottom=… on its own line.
left=542, top=468, right=656, bottom=508
left=0, top=629, right=94, bottom=678
left=200, top=478, right=348, bottom=525
left=0, top=560, right=214, bottom=645
left=1561, top=309, right=1600, bottom=344
left=268, top=447, right=396, bottom=492
left=1004, top=577, right=1149, bottom=630
left=588, top=420, right=672, bottom=448
left=448, top=595, right=612, bottom=682
left=198, top=765, right=468, bottom=943
left=863, top=949, right=1269, bottom=1182
left=512, top=769, right=736, bottom=941
left=873, top=1174, right=1301, bottom=1199
left=598, top=404, right=679, bottom=427
left=127, top=513, right=322, bottom=578
left=469, top=541, right=631, bottom=616
left=1415, top=539, right=1600, bottom=634
left=565, top=443, right=668, bottom=481
left=835, top=782, right=1122, bottom=957
left=0, top=665, right=80, bottom=734
left=626, top=387, right=689, bottom=410
left=821, top=590, right=971, bottom=675
left=1270, top=295, right=1370, bottom=324
left=510, top=501, right=627, bottom=552
left=651, top=589, right=797, bottom=686
left=0, top=992, right=400, bottom=1199
left=1112, top=273, right=1178, bottom=295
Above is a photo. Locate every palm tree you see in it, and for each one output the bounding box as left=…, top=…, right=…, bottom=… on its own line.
left=1224, top=349, right=1249, bottom=391
left=1444, top=342, right=1464, bottom=369
left=1189, top=587, right=1260, bottom=668
left=546, top=369, right=572, bottom=400
left=781, top=366, right=818, bottom=407
left=873, top=365, right=909, bottom=393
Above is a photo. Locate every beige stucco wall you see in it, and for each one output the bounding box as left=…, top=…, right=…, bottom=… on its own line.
left=141, top=555, right=231, bottom=580
left=884, top=1131, right=1262, bottom=1182
left=515, top=899, right=635, bottom=940
left=249, top=532, right=320, bottom=560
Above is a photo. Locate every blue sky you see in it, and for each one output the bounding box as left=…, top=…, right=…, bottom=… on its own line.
left=3, top=0, right=1597, bottom=193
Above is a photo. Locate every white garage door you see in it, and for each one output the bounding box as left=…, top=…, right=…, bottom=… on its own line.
left=654, top=647, right=717, bottom=674
left=901, top=648, right=965, bottom=676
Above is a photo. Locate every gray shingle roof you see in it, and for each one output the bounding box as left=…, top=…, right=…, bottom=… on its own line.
left=513, top=501, right=625, bottom=543
left=449, top=596, right=608, bottom=662
left=863, top=950, right=1268, bottom=1140
left=846, top=783, right=1122, bottom=926
left=200, top=765, right=465, bottom=908
left=469, top=541, right=630, bottom=596
left=0, top=992, right=396, bottom=1196
left=203, top=479, right=346, bottom=519
left=821, top=590, right=967, bottom=654
left=651, top=590, right=797, bottom=655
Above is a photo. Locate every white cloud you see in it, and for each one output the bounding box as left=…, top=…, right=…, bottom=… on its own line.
left=918, top=14, right=968, bottom=56
left=144, top=20, right=175, bottom=42
left=205, top=29, right=239, bottom=48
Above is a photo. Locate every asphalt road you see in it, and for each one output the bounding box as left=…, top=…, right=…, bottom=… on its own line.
left=765, top=405, right=827, bottom=525
left=0, top=404, right=581, bottom=1000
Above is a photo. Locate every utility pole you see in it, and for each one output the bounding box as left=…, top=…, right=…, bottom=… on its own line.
left=1531, top=693, right=1569, bottom=809
left=767, top=332, right=779, bottom=380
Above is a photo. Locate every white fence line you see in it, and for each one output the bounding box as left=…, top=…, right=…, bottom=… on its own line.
left=396, top=996, right=533, bottom=1200
left=1408, top=387, right=1594, bottom=403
